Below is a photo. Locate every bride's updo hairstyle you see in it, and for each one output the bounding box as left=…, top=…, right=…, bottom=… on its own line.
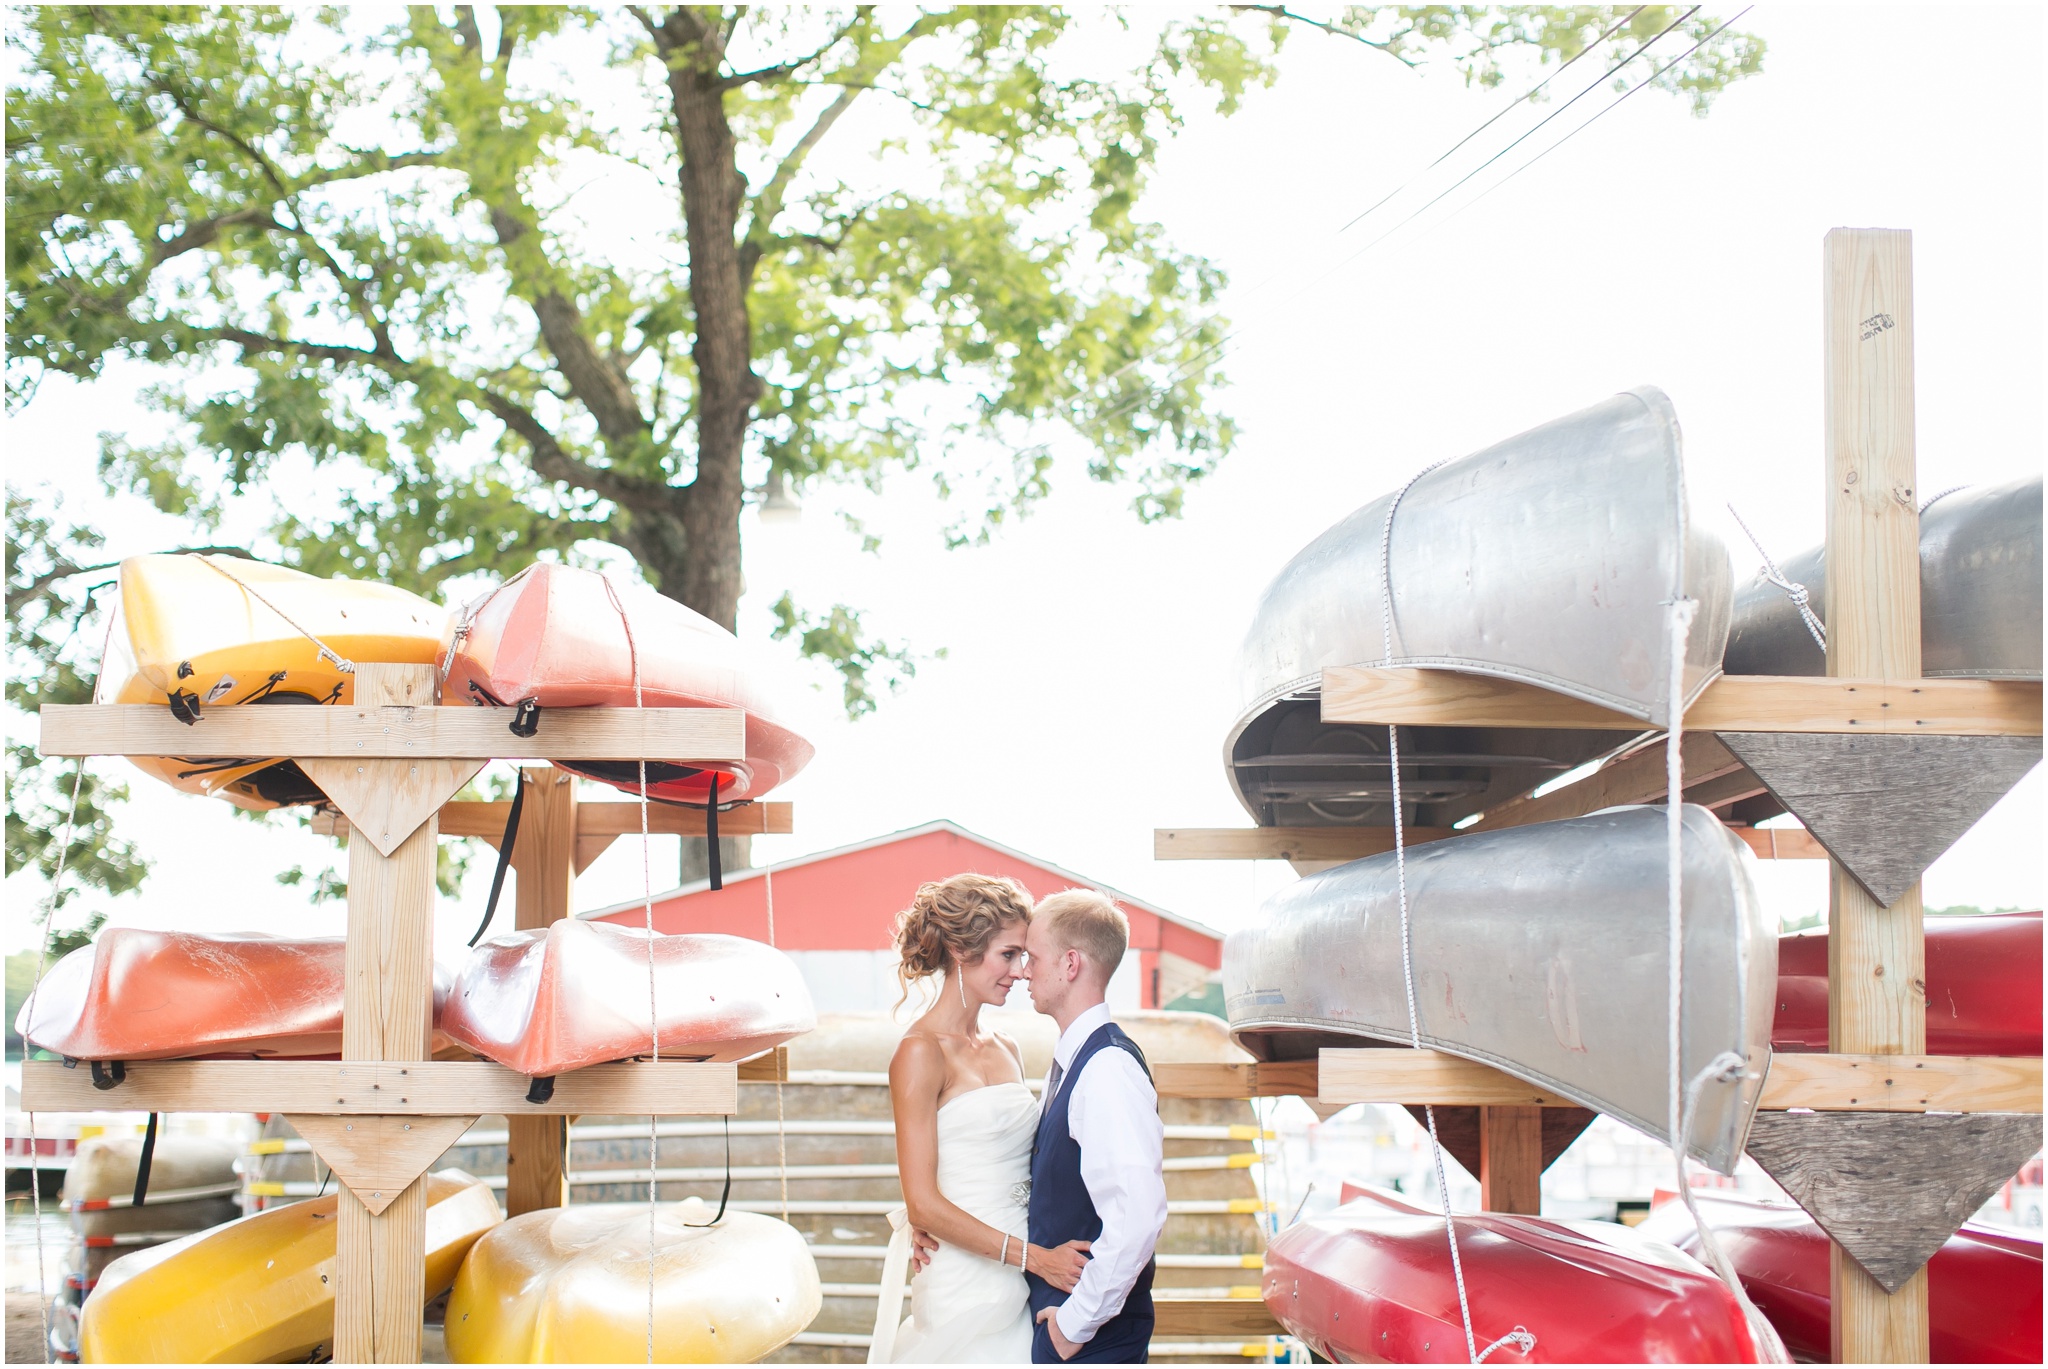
left=893, top=873, right=1033, bottom=1005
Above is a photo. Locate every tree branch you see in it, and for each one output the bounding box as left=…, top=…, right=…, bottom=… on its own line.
left=472, top=384, right=682, bottom=513
left=1232, top=5, right=1419, bottom=67
left=719, top=11, right=868, bottom=90
left=206, top=327, right=404, bottom=372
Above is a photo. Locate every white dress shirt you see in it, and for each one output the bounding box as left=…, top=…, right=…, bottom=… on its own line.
left=1046, top=1002, right=1169, bottom=1345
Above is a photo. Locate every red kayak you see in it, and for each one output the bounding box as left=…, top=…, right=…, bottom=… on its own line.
left=1775, top=912, right=2041, bottom=1055
left=1638, top=1191, right=2042, bottom=1363
left=15, top=929, right=453, bottom=1065
left=441, top=563, right=813, bottom=805
left=1265, top=1185, right=1762, bottom=1363
left=438, top=921, right=815, bottom=1095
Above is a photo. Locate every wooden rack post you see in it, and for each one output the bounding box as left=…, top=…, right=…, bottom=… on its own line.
left=28, top=686, right=752, bottom=1365
left=333, top=664, right=443, bottom=1362
left=505, top=766, right=576, bottom=1218
left=1823, top=227, right=1929, bottom=1361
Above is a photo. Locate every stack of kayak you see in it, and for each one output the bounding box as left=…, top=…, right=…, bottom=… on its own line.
left=107, top=553, right=815, bottom=813
left=18, top=923, right=817, bottom=1095
left=38, top=552, right=829, bottom=1362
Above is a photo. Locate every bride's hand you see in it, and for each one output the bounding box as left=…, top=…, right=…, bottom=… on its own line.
left=1028, top=1239, right=1092, bottom=1292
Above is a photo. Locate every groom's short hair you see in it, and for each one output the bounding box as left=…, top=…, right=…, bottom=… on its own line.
left=1036, top=889, right=1128, bottom=985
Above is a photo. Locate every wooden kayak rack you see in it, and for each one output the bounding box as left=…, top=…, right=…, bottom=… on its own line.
left=1155, top=231, right=2047, bottom=1363
left=28, top=671, right=753, bottom=1362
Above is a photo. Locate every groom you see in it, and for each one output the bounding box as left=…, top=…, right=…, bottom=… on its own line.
left=1020, top=890, right=1168, bottom=1363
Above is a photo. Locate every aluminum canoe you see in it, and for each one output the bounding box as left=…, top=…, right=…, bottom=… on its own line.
left=1724, top=473, right=2042, bottom=679
left=1637, top=1191, right=2042, bottom=1364
left=1225, top=804, right=1775, bottom=1173
left=1227, top=387, right=1731, bottom=831
left=437, top=922, right=816, bottom=1086
left=1264, top=1184, right=1764, bottom=1364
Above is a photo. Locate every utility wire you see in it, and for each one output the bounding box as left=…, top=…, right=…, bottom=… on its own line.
left=1086, top=6, right=1716, bottom=431
left=1086, top=7, right=1651, bottom=400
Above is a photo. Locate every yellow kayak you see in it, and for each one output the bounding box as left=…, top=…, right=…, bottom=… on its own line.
left=78, top=1169, right=501, bottom=1363
left=444, top=1198, right=822, bottom=1363
left=106, top=554, right=448, bottom=809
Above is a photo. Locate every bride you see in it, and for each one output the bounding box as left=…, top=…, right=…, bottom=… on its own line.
left=869, top=875, right=1091, bottom=1363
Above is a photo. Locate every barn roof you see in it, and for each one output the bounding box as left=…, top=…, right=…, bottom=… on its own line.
left=580, top=817, right=1222, bottom=945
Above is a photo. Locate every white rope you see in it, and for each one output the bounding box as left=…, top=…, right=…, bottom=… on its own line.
left=191, top=554, right=357, bottom=672
left=1377, top=459, right=1483, bottom=1363
left=1473, top=1326, right=1537, bottom=1363
left=767, top=865, right=789, bottom=1223
left=599, top=575, right=659, bottom=1366
left=1664, top=580, right=1789, bottom=1363
left=1724, top=505, right=1826, bottom=654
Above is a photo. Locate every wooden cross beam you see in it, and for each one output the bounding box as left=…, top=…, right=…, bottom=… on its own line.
left=1318, top=670, right=2041, bottom=737
left=1153, top=822, right=1824, bottom=863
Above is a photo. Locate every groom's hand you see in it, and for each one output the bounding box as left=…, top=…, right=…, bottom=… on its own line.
left=1035, top=1308, right=1081, bottom=1361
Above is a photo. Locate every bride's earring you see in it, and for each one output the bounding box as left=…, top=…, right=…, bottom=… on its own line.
left=956, top=968, right=969, bottom=1011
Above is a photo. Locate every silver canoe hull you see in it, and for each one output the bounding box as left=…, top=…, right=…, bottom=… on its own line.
left=1227, top=387, right=1732, bottom=829
left=1723, top=474, right=2042, bottom=680
left=1224, top=804, right=1776, bottom=1173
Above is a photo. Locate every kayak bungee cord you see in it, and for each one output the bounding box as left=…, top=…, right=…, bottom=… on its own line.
left=1661, top=595, right=1791, bottom=1363
left=598, top=575, right=661, bottom=1366
left=190, top=554, right=358, bottom=674
left=468, top=769, right=527, bottom=947
left=1376, top=457, right=1494, bottom=1364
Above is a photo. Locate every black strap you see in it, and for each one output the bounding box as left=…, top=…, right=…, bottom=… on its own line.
left=469, top=771, right=527, bottom=947
left=682, top=1114, right=732, bottom=1226
left=132, top=1112, right=159, bottom=1207
left=526, top=1075, right=556, bottom=1105
left=166, top=689, right=202, bottom=725
left=90, top=1060, right=125, bottom=1090
left=509, top=698, right=541, bottom=738
left=706, top=774, right=721, bottom=891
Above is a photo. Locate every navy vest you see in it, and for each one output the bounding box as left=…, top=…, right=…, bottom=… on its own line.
left=1026, top=1022, right=1156, bottom=1345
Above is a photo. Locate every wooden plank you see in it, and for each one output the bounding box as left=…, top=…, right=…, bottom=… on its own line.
left=1149, top=1298, right=1284, bottom=1338
left=37, top=702, right=748, bottom=761
left=1317, top=1049, right=1572, bottom=1107
left=1823, top=225, right=1926, bottom=1362
left=1479, top=1106, right=1543, bottom=1214
left=1760, top=1054, right=2041, bottom=1112
left=1472, top=732, right=1741, bottom=832
left=313, top=799, right=793, bottom=843
left=17, top=1058, right=739, bottom=1116
left=1718, top=732, right=2041, bottom=907
left=738, top=1046, right=791, bottom=1083
left=287, top=1114, right=477, bottom=1216
left=1745, top=1110, right=2042, bottom=1293
left=1152, top=1060, right=1320, bottom=1100
left=336, top=664, right=438, bottom=1364
left=1152, top=827, right=1454, bottom=861
left=1729, top=826, right=1828, bottom=860
left=1319, top=669, right=2041, bottom=737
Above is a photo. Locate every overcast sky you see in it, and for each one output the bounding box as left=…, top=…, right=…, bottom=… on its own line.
left=8, top=4, right=2041, bottom=965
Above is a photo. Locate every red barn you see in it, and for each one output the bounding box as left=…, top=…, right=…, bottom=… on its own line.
left=584, top=821, right=1224, bottom=1015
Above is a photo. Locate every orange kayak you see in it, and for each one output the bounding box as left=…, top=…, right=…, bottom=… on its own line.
left=15, top=929, right=452, bottom=1065
left=437, top=922, right=814, bottom=1094
left=440, top=562, right=813, bottom=805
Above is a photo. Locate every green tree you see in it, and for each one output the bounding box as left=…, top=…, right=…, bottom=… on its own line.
left=6, top=5, right=1761, bottom=893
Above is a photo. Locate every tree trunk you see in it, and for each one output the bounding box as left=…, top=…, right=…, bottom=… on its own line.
left=661, top=20, right=759, bottom=634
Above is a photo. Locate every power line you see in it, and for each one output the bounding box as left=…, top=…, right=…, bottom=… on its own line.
left=1086, top=6, right=1722, bottom=430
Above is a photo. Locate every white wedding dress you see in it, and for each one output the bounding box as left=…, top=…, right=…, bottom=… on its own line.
left=869, top=1081, right=1037, bottom=1363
